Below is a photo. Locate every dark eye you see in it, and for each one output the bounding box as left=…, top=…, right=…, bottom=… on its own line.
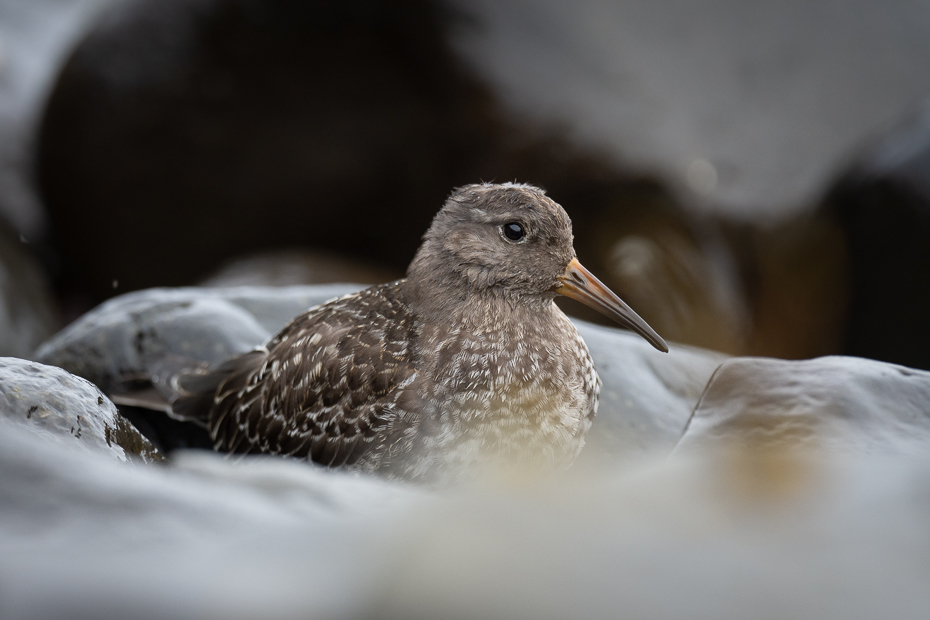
left=501, top=222, right=525, bottom=242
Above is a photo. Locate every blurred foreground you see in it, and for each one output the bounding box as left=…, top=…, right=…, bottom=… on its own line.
left=3, top=414, right=930, bottom=619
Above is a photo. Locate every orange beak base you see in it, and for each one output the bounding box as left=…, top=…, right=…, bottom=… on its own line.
left=555, top=258, right=668, bottom=353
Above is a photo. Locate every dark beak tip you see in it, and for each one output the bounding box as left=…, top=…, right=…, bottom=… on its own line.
left=557, top=259, right=670, bottom=354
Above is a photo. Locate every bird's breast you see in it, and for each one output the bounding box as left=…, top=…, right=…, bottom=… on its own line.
left=405, top=306, right=600, bottom=477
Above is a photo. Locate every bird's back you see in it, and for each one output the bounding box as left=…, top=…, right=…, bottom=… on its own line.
left=171, top=281, right=418, bottom=471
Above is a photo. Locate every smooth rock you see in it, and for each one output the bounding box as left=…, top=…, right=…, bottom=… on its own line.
left=4, top=415, right=930, bottom=619
left=0, top=357, right=161, bottom=463
left=675, top=355, right=930, bottom=456
left=574, top=321, right=726, bottom=462
left=37, top=284, right=726, bottom=459
left=35, top=285, right=357, bottom=393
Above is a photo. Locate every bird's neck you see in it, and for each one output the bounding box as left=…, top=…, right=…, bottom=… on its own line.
left=402, top=271, right=556, bottom=328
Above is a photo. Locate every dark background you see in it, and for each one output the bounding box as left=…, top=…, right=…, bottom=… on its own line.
left=2, top=0, right=930, bottom=368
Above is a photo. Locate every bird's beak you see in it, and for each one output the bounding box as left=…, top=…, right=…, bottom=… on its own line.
left=555, top=258, right=669, bottom=352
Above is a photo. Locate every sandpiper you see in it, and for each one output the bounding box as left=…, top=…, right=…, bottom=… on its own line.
left=171, top=183, right=667, bottom=481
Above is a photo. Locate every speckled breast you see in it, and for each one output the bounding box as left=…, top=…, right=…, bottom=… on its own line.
left=398, top=304, right=601, bottom=480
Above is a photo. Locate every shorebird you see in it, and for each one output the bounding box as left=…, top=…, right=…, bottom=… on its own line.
left=170, top=183, right=667, bottom=481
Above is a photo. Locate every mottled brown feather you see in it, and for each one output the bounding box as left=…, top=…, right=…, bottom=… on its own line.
left=173, top=282, right=417, bottom=469
left=166, top=182, right=650, bottom=483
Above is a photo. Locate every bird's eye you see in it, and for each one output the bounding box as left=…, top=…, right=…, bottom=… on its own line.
left=501, top=222, right=525, bottom=242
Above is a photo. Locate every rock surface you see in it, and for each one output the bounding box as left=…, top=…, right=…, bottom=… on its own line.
left=37, top=283, right=726, bottom=459
left=0, top=357, right=161, bottom=462
left=573, top=321, right=725, bottom=462
left=35, top=284, right=356, bottom=393
left=675, top=355, right=930, bottom=456
left=3, top=415, right=930, bottom=619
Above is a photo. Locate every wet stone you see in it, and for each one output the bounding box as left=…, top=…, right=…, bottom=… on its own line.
left=574, top=321, right=726, bottom=462
left=35, top=286, right=286, bottom=394
left=0, top=357, right=161, bottom=463
left=674, top=355, right=930, bottom=456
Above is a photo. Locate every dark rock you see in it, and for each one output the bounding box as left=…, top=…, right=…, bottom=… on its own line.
left=200, top=249, right=403, bottom=287
left=36, top=0, right=676, bottom=316
left=38, top=284, right=726, bottom=459
left=823, top=103, right=930, bottom=370
left=0, top=356, right=161, bottom=462
left=578, top=186, right=750, bottom=355
left=727, top=213, right=848, bottom=360
left=35, top=0, right=502, bottom=300
left=675, top=355, right=930, bottom=456
left=0, top=220, right=58, bottom=358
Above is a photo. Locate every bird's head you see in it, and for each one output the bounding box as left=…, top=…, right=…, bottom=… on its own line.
left=407, top=182, right=668, bottom=352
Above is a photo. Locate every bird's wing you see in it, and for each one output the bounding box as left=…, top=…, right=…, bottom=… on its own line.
left=171, top=283, right=418, bottom=468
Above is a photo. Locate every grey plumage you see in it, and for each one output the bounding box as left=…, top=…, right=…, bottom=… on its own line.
left=171, top=182, right=666, bottom=481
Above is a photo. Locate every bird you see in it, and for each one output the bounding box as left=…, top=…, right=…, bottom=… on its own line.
left=168, top=182, right=668, bottom=482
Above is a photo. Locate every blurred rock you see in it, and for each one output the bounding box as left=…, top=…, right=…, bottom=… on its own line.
left=200, top=249, right=402, bottom=287
left=823, top=102, right=930, bottom=370
left=0, top=357, right=161, bottom=463
left=448, top=0, right=930, bottom=219
left=37, top=284, right=726, bottom=460
left=36, top=0, right=681, bottom=313
left=572, top=183, right=849, bottom=361
left=36, top=0, right=501, bottom=301
left=579, top=183, right=750, bottom=355
left=728, top=212, right=849, bottom=360
left=4, top=410, right=930, bottom=619
left=675, top=356, right=930, bottom=456
left=0, top=0, right=111, bottom=238
left=0, top=220, right=58, bottom=358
